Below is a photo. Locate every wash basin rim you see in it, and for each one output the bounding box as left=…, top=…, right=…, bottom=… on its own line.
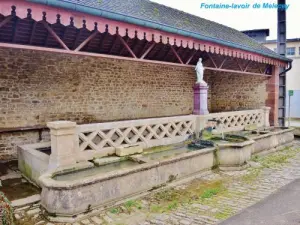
left=38, top=147, right=216, bottom=189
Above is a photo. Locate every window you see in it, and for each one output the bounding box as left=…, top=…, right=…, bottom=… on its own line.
left=286, top=47, right=295, bottom=56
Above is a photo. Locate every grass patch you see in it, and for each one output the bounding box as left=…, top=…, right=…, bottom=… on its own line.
left=242, top=168, right=261, bottom=183
left=123, top=200, right=142, bottom=211
left=214, top=206, right=234, bottom=220
left=253, top=146, right=298, bottom=168
left=150, top=204, right=164, bottom=213
left=201, top=188, right=221, bottom=199
left=167, top=200, right=178, bottom=210
left=242, top=146, right=300, bottom=184
left=110, top=208, right=120, bottom=214
left=147, top=180, right=227, bottom=213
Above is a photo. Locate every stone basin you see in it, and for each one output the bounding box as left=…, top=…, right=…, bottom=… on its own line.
left=207, top=134, right=254, bottom=171
left=232, top=127, right=294, bottom=155
left=38, top=145, right=216, bottom=221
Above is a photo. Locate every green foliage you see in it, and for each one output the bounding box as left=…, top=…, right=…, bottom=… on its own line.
left=167, top=201, right=178, bottom=210
left=110, top=208, right=120, bottom=214
left=150, top=204, right=163, bottom=213
left=0, top=192, right=14, bottom=225
left=201, top=188, right=221, bottom=199
left=214, top=206, right=234, bottom=219
left=124, top=200, right=142, bottom=211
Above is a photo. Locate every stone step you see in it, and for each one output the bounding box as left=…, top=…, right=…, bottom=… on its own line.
left=12, top=194, right=41, bottom=208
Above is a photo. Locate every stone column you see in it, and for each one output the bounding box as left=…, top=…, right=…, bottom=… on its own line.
left=193, top=82, right=209, bottom=115
left=47, top=121, right=77, bottom=170
left=261, top=106, right=271, bottom=127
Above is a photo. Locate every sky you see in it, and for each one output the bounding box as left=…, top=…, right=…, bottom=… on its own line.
left=151, top=0, right=299, bottom=40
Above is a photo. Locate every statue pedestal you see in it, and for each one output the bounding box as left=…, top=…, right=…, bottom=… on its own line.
left=193, top=82, right=209, bottom=115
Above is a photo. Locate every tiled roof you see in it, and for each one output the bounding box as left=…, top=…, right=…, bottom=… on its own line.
left=51, top=0, right=290, bottom=61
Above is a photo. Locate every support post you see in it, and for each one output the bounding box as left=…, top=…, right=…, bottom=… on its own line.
left=266, top=66, right=280, bottom=126
left=47, top=121, right=77, bottom=170
left=261, top=106, right=271, bottom=127
left=193, top=83, right=209, bottom=115
left=195, top=115, right=209, bottom=139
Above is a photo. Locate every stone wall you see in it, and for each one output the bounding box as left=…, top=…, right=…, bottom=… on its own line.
left=0, top=130, right=50, bottom=161
left=0, top=47, right=195, bottom=128
left=0, top=46, right=268, bottom=158
left=206, top=71, right=268, bottom=112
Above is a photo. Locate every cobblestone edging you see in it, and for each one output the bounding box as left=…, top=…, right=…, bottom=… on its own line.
left=14, top=140, right=300, bottom=225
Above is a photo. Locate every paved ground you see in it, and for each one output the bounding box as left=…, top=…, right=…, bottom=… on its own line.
left=9, top=139, right=300, bottom=225
left=290, top=119, right=300, bottom=127
left=221, top=178, right=300, bottom=225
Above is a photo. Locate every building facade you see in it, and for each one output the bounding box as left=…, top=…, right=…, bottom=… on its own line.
left=0, top=0, right=290, bottom=159
left=264, top=39, right=300, bottom=120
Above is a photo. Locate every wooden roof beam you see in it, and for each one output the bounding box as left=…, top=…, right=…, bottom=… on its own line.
left=207, top=52, right=218, bottom=68
left=171, top=46, right=183, bottom=64
left=41, top=21, right=69, bottom=50
left=0, top=15, right=13, bottom=29
left=75, top=31, right=99, bottom=52
left=108, top=34, right=119, bottom=54
left=185, top=50, right=197, bottom=65
left=118, top=35, right=136, bottom=58
left=140, top=42, right=155, bottom=59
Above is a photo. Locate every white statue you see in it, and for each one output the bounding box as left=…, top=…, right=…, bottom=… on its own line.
left=195, top=58, right=206, bottom=85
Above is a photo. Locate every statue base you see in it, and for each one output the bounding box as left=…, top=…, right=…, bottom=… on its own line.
left=193, top=82, right=209, bottom=115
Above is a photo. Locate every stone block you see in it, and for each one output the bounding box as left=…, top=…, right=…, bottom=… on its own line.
left=115, top=145, right=143, bottom=157
left=244, top=124, right=258, bottom=131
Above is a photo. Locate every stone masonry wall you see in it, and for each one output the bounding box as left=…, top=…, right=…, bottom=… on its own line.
left=0, top=46, right=268, bottom=158
left=206, top=71, right=268, bottom=112
left=0, top=47, right=195, bottom=128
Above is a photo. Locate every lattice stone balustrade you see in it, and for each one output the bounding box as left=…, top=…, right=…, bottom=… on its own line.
left=46, top=107, right=270, bottom=165
left=196, top=107, right=271, bottom=134
left=75, top=115, right=196, bottom=160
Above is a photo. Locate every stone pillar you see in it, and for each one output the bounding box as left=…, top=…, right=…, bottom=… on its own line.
left=193, top=82, right=209, bottom=115
left=261, top=106, right=271, bottom=127
left=47, top=121, right=77, bottom=170
left=266, top=66, right=279, bottom=126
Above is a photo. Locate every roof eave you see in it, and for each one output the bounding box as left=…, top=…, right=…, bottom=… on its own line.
left=27, top=0, right=290, bottom=63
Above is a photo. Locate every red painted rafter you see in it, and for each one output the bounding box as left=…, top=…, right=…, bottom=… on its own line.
left=264, top=65, right=270, bottom=74
left=162, top=46, right=173, bottom=61
left=207, top=53, right=218, bottom=68
left=235, top=59, right=244, bottom=71
left=108, top=35, right=119, bottom=54
left=140, top=42, right=155, bottom=59
left=206, top=67, right=271, bottom=77
left=125, top=37, right=139, bottom=56
left=219, top=58, right=227, bottom=69
left=181, top=48, right=190, bottom=63
left=185, top=50, right=197, bottom=65
left=75, top=31, right=98, bottom=52
left=73, top=29, right=83, bottom=50
left=118, top=35, right=136, bottom=58
left=44, top=25, right=51, bottom=46
left=243, top=61, right=251, bottom=72
left=119, top=36, right=129, bottom=55
left=0, top=15, right=13, bottom=29
left=29, top=21, right=37, bottom=44
left=151, top=44, right=164, bottom=60
left=0, top=42, right=272, bottom=77
left=11, top=17, right=19, bottom=43
left=98, top=32, right=108, bottom=52
left=171, top=46, right=183, bottom=64
left=41, top=21, right=69, bottom=50
left=137, top=40, right=148, bottom=58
